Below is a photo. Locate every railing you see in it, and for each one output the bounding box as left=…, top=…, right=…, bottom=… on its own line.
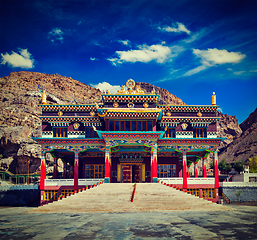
left=159, top=177, right=215, bottom=185
left=188, top=178, right=215, bottom=185
left=0, top=184, right=39, bottom=191
left=222, top=192, right=230, bottom=204
left=45, top=179, right=103, bottom=186
left=159, top=178, right=182, bottom=184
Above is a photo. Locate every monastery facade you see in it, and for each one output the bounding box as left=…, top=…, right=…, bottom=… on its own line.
left=34, top=79, right=223, bottom=205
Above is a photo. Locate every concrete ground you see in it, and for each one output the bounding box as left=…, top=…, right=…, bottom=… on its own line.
left=1, top=184, right=256, bottom=239
left=0, top=205, right=257, bottom=239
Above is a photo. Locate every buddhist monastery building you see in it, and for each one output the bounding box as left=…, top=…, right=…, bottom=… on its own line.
left=34, top=79, right=224, bottom=205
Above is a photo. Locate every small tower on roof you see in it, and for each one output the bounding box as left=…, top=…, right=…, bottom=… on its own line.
left=42, top=90, right=47, bottom=104
left=212, top=92, right=216, bottom=105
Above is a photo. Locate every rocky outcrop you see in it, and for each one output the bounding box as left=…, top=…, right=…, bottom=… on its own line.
left=0, top=71, right=102, bottom=174
left=219, top=108, right=257, bottom=163
left=217, top=112, right=242, bottom=150
left=136, top=82, right=186, bottom=105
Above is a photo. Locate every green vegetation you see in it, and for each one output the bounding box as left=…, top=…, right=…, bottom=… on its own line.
left=218, top=159, right=232, bottom=173
left=235, top=190, right=242, bottom=202
left=249, top=156, right=257, bottom=173
left=0, top=154, right=3, bottom=159
left=234, top=160, right=245, bottom=173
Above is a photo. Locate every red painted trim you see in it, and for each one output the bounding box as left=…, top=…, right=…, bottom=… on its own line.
left=74, top=160, right=78, bottom=190
left=105, top=156, right=110, bottom=178
left=183, top=158, right=187, bottom=189
left=195, top=167, right=198, bottom=178
left=203, top=165, right=207, bottom=178
left=40, top=159, right=46, bottom=190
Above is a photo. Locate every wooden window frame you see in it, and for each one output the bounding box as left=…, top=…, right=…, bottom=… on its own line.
left=110, top=120, right=153, bottom=131
left=195, top=128, right=205, bottom=138
left=85, top=164, right=105, bottom=178
left=53, top=127, right=67, bottom=138
left=157, top=164, right=176, bottom=178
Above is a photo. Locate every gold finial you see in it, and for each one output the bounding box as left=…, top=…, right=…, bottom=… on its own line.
left=42, top=90, right=47, bottom=104
left=118, top=85, right=126, bottom=93
left=126, top=79, right=135, bottom=93
left=136, top=85, right=144, bottom=94
left=212, top=92, right=216, bottom=105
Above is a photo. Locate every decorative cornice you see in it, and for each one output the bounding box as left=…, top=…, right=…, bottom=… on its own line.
left=102, top=94, right=159, bottom=103
left=40, top=116, right=100, bottom=122
left=39, top=104, right=102, bottom=112
left=158, top=105, right=219, bottom=112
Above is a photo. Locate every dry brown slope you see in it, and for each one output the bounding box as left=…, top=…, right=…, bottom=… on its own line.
left=219, top=108, right=257, bottom=163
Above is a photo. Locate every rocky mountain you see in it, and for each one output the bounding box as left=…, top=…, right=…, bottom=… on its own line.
left=136, top=82, right=186, bottom=105
left=0, top=71, right=249, bottom=175
left=0, top=71, right=102, bottom=174
left=219, top=108, right=257, bottom=163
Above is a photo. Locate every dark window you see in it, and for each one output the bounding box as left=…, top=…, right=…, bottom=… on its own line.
left=53, top=128, right=67, bottom=137
left=110, top=121, right=114, bottom=131
left=126, top=121, right=130, bottom=131
left=142, top=121, right=147, bottom=131
left=120, top=121, right=125, bottom=131
left=137, top=121, right=141, bottom=131
left=132, top=121, right=136, bottom=131
left=147, top=121, right=152, bottom=131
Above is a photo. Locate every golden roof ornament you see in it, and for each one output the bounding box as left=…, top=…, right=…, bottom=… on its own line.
left=212, top=92, right=216, bottom=105
left=42, top=90, right=47, bottom=104
left=126, top=79, right=135, bottom=93
left=136, top=85, right=144, bottom=94
left=118, top=85, right=126, bottom=93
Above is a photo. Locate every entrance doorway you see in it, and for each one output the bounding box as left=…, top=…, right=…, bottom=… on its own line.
left=121, top=164, right=142, bottom=183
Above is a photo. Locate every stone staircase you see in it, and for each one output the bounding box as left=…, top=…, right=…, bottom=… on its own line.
left=32, top=183, right=230, bottom=213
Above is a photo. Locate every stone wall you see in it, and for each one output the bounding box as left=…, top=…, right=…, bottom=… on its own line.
left=222, top=186, right=257, bottom=203
left=0, top=189, right=40, bottom=206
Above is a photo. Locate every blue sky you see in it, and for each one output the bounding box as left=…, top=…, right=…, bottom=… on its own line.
left=0, top=0, right=256, bottom=123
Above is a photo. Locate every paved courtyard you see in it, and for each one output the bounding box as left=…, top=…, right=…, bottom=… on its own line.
left=0, top=204, right=257, bottom=239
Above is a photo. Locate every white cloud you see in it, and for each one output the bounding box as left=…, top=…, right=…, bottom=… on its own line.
left=183, top=48, right=246, bottom=77
left=193, top=48, right=246, bottom=66
left=183, top=65, right=208, bottom=77
left=90, top=57, right=98, bottom=61
left=250, top=69, right=257, bottom=73
left=233, top=71, right=246, bottom=75
left=107, top=44, right=172, bottom=65
left=90, top=82, right=121, bottom=94
left=1, top=48, right=34, bottom=69
left=118, top=39, right=131, bottom=46
left=48, top=28, right=64, bottom=42
left=159, top=22, right=190, bottom=35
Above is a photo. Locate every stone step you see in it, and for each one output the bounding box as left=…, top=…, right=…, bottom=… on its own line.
left=32, top=183, right=230, bottom=213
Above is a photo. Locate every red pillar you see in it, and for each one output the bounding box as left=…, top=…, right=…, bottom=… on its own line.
left=203, top=157, right=207, bottom=178
left=40, top=152, right=46, bottom=190
left=53, top=157, right=57, bottom=179
left=105, top=148, right=111, bottom=183
left=74, top=152, right=79, bottom=190
left=151, top=145, right=158, bottom=183
left=194, top=163, right=198, bottom=178
left=183, top=151, right=187, bottom=190
left=63, top=161, right=67, bottom=179
left=214, top=150, right=219, bottom=189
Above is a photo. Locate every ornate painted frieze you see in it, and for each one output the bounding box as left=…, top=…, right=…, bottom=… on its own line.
left=207, top=132, right=218, bottom=138
left=39, top=104, right=100, bottom=112
left=158, top=105, right=219, bottom=112
left=176, top=131, right=193, bottom=138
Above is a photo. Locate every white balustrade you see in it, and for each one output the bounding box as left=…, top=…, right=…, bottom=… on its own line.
left=45, top=179, right=103, bottom=186
left=158, top=177, right=215, bottom=185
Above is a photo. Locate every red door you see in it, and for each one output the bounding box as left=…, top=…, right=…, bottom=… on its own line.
left=122, top=165, right=132, bottom=183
